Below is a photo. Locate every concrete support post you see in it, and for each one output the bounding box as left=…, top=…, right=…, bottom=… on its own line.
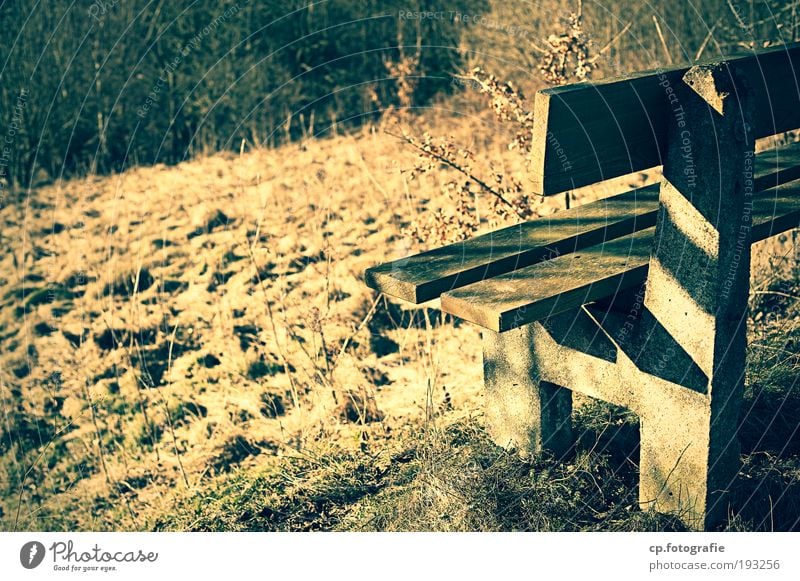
left=640, top=63, right=756, bottom=529
left=482, top=325, right=572, bottom=458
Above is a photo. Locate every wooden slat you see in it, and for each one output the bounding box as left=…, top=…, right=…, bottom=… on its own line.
left=753, top=142, right=800, bottom=190
left=366, top=184, right=658, bottom=303
left=366, top=141, right=800, bottom=304
left=531, top=43, right=800, bottom=196
left=440, top=182, right=800, bottom=332
left=442, top=229, right=652, bottom=332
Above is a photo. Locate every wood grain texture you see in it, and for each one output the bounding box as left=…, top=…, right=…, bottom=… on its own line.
left=442, top=229, right=652, bottom=332
left=530, top=43, right=800, bottom=196
left=366, top=184, right=658, bottom=303
left=365, top=141, right=800, bottom=304
left=440, top=181, right=800, bottom=332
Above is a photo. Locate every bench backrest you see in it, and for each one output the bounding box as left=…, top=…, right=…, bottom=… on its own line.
left=365, top=43, right=800, bottom=333
left=530, top=43, right=800, bottom=195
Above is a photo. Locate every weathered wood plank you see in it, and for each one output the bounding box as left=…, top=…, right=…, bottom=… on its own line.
left=366, top=141, right=800, bottom=304
left=442, top=229, right=652, bottom=332
left=530, top=43, right=800, bottom=196
left=754, top=143, right=800, bottom=191
left=366, top=184, right=658, bottom=303
left=440, top=181, right=800, bottom=332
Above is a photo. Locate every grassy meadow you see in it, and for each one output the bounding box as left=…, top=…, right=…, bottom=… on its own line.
left=1, top=0, right=799, bottom=531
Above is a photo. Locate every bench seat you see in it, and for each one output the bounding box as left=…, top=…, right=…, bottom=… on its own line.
left=366, top=141, right=800, bottom=311
left=441, top=180, right=800, bottom=331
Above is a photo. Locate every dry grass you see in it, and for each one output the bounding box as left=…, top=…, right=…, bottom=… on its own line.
left=0, top=112, right=516, bottom=531
left=155, top=292, right=800, bottom=533
left=2, top=0, right=799, bottom=533
left=1, top=103, right=798, bottom=531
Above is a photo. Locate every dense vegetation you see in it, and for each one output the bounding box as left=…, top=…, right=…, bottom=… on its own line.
left=1, top=0, right=798, bottom=532
left=0, top=0, right=487, bottom=185
left=1, top=0, right=796, bottom=188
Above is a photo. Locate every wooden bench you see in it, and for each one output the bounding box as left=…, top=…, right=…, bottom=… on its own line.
left=366, top=43, right=800, bottom=530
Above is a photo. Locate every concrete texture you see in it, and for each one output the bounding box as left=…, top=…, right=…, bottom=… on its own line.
left=482, top=325, right=572, bottom=458
left=482, top=63, right=757, bottom=530
left=642, top=63, right=754, bottom=529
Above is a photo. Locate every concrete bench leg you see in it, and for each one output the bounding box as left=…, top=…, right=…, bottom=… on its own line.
left=482, top=325, right=572, bottom=458
left=638, top=62, right=754, bottom=530
left=638, top=385, right=740, bottom=530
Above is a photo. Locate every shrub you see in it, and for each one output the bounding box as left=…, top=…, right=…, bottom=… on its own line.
left=0, top=0, right=489, bottom=185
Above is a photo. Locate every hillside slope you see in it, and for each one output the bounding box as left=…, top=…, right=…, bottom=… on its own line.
left=0, top=114, right=512, bottom=530
left=1, top=117, right=798, bottom=531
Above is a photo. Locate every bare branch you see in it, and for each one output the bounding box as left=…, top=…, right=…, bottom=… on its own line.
left=385, top=129, right=522, bottom=213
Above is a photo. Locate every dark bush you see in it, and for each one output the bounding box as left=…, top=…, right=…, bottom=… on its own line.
left=0, top=0, right=488, bottom=186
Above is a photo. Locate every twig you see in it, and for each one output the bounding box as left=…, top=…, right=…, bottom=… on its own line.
left=239, top=174, right=302, bottom=410
left=385, top=129, right=523, bottom=213
left=245, top=241, right=301, bottom=410
left=12, top=407, right=87, bottom=530
left=652, top=16, right=673, bottom=65
left=726, top=0, right=751, bottom=32
left=162, top=322, right=190, bottom=488
left=82, top=378, right=112, bottom=485
left=589, top=21, right=633, bottom=63
left=750, top=290, right=799, bottom=300
left=351, top=146, right=391, bottom=206
left=694, top=21, right=719, bottom=61
left=528, top=40, right=549, bottom=55
left=336, top=292, right=382, bottom=363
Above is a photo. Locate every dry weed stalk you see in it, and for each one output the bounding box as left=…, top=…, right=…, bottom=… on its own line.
left=538, top=7, right=598, bottom=84
left=390, top=2, right=614, bottom=245
left=386, top=54, right=420, bottom=114
left=370, top=25, right=422, bottom=119
left=388, top=70, right=539, bottom=245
